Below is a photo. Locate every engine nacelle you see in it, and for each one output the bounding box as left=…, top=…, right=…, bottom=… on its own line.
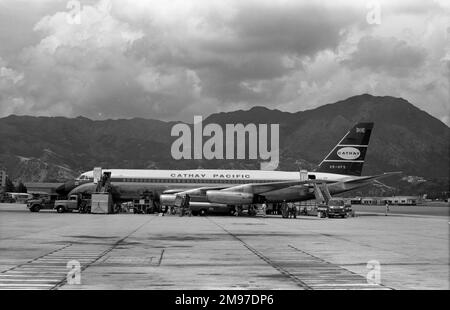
left=159, top=194, right=176, bottom=206
left=206, top=190, right=256, bottom=205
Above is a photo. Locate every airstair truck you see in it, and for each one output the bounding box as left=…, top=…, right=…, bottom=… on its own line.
left=90, top=171, right=114, bottom=214
left=325, top=198, right=353, bottom=218
left=314, top=183, right=353, bottom=218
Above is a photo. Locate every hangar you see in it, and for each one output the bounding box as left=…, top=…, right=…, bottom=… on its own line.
left=360, top=196, right=423, bottom=206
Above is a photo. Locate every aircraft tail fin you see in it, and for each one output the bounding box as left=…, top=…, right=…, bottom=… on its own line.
left=317, top=122, right=374, bottom=176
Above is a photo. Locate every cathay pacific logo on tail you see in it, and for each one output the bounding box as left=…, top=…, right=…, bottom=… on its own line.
left=337, top=147, right=361, bottom=160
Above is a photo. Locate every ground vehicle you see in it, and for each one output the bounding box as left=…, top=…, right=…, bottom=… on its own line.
left=132, top=191, right=160, bottom=214
left=189, top=204, right=235, bottom=216
left=3, top=192, right=33, bottom=203
left=317, top=198, right=353, bottom=218
left=54, top=194, right=91, bottom=213
left=0, top=193, right=12, bottom=203
left=132, top=198, right=156, bottom=214
left=27, top=194, right=57, bottom=212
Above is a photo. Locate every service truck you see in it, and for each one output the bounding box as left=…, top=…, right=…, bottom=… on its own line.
left=317, top=198, right=353, bottom=218
left=27, top=194, right=57, bottom=212
left=54, top=194, right=91, bottom=213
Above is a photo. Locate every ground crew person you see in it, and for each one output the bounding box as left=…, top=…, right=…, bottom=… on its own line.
left=248, top=205, right=256, bottom=216
left=179, top=195, right=187, bottom=216
left=288, top=203, right=296, bottom=218
left=261, top=203, right=267, bottom=218
left=385, top=201, right=390, bottom=216
left=291, top=203, right=297, bottom=218
left=281, top=200, right=288, bottom=218
left=181, top=194, right=191, bottom=216
left=237, top=205, right=243, bottom=216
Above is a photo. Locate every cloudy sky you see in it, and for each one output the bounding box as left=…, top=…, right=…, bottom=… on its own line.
left=0, top=0, right=448, bottom=124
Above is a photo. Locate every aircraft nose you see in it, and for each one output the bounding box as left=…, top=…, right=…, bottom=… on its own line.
left=56, top=180, right=77, bottom=195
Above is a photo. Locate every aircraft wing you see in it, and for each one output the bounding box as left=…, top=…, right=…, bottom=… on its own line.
left=165, top=172, right=401, bottom=198
left=326, top=172, right=402, bottom=193
left=214, top=180, right=325, bottom=195
left=199, top=172, right=402, bottom=195
left=343, top=172, right=402, bottom=184
left=164, top=186, right=229, bottom=196
left=166, top=180, right=314, bottom=197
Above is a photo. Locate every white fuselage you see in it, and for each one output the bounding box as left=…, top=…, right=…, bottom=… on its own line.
left=78, top=169, right=352, bottom=182
left=74, top=169, right=356, bottom=203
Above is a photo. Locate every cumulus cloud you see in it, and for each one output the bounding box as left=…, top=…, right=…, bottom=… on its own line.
left=0, top=0, right=448, bottom=125
left=0, top=66, right=24, bottom=84
left=343, top=36, right=426, bottom=76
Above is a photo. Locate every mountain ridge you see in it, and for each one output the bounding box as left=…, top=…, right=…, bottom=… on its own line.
left=0, top=95, right=448, bottom=188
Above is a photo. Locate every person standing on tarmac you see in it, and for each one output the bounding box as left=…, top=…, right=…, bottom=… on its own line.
left=288, top=203, right=294, bottom=218
left=281, top=200, right=288, bottom=218
left=290, top=203, right=297, bottom=219
left=261, top=202, right=267, bottom=218
left=179, top=194, right=190, bottom=216
left=184, top=194, right=191, bottom=216
left=385, top=201, right=390, bottom=216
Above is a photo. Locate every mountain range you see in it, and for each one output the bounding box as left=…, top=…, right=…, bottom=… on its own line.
left=0, top=94, right=448, bottom=195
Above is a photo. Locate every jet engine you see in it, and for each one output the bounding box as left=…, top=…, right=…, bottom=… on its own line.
left=159, top=194, right=177, bottom=206
left=206, top=190, right=263, bottom=205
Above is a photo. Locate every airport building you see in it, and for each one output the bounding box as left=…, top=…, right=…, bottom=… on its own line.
left=359, top=196, right=423, bottom=206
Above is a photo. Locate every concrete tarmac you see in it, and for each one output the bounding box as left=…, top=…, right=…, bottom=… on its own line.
left=0, top=204, right=448, bottom=290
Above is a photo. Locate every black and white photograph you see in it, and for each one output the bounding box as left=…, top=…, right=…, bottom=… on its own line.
left=0, top=0, right=448, bottom=298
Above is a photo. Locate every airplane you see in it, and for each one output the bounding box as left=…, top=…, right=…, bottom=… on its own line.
left=56, top=122, right=399, bottom=213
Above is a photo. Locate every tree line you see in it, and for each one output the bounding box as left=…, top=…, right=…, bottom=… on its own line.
left=3, top=177, right=27, bottom=193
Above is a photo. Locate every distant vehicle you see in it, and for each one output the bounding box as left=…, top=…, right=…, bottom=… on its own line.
left=317, top=198, right=353, bottom=218
left=54, top=194, right=91, bottom=213
left=4, top=192, right=33, bottom=204
left=350, top=197, right=362, bottom=204
left=27, top=194, right=58, bottom=212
